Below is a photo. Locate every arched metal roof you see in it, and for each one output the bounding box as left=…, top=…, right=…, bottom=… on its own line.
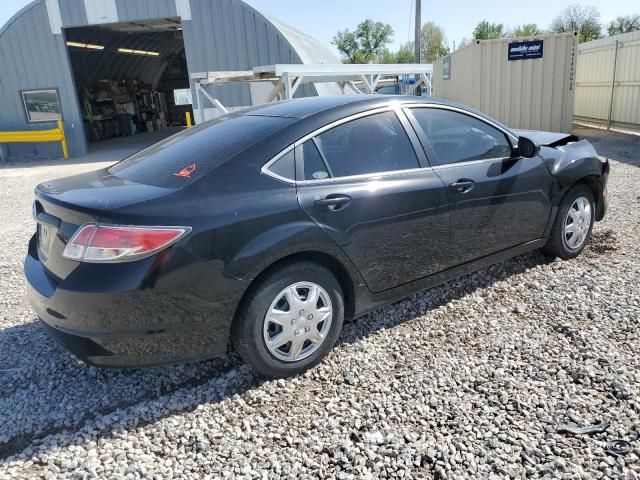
left=264, top=15, right=342, bottom=96
left=0, top=0, right=342, bottom=160
left=0, top=0, right=342, bottom=98
left=0, top=1, right=341, bottom=75
left=0, top=0, right=40, bottom=38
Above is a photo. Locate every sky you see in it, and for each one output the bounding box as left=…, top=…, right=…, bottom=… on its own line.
left=1, top=0, right=638, bottom=56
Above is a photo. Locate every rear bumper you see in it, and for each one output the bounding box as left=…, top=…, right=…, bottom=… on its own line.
left=25, top=238, right=246, bottom=368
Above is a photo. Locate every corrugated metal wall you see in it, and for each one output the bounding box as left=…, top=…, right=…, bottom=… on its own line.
left=0, top=0, right=339, bottom=161
left=433, top=32, right=578, bottom=133
left=575, top=30, right=640, bottom=131
left=0, top=2, right=87, bottom=160
left=115, top=0, right=177, bottom=22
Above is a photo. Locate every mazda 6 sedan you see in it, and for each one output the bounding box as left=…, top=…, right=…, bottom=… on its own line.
left=25, top=96, right=609, bottom=377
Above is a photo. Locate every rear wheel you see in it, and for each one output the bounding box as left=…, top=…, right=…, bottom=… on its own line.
left=231, top=262, right=344, bottom=377
left=542, top=184, right=595, bottom=260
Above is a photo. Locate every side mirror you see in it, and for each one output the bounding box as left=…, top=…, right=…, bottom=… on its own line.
left=518, top=136, right=541, bottom=158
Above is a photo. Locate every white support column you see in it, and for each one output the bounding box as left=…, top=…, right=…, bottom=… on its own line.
left=347, top=81, right=362, bottom=94
left=198, top=85, right=228, bottom=114
left=339, top=81, right=357, bottom=95
left=370, top=74, right=382, bottom=91
left=421, top=73, right=432, bottom=97
left=360, top=75, right=374, bottom=93
left=267, top=78, right=285, bottom=102
left=283, top=73, right=292, bottom=100
left=195, top=83, right=228, bottom=120
left=196, top=84, right=204, bottom=123
left=290, top=75, right=304, bottom=98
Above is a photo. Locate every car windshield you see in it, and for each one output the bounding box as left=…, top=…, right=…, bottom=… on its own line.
left=109, top=114, right=292, bottom=188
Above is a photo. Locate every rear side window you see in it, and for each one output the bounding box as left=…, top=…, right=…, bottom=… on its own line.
left=268, top=149, right=295, bottom=180
left=109, top=115, right=292, bottom=187
left=410, top=108, right=512, bottom=166
left=313, top=111, right=419, bottom=178
left=298, top=141, right=331, bottom=180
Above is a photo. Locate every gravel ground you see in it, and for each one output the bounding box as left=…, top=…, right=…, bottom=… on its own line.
left=1, top=127, right=639, bottom=479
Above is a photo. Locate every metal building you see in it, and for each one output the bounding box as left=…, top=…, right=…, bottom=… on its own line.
left=575, top=30, right=640, bottom=132
left=0, top=0, right=339, bottom=161
left=432, top=32, right=578, bottom=133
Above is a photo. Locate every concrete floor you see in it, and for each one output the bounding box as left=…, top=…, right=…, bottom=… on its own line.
left=0, top=128, right=184, bottom=168
left=83, top=127, right=184, bottom=163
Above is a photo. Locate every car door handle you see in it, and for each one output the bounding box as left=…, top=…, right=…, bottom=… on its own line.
left=450, top=179, right=476, bottom=194
left=314, top=194, right=352, bottom=210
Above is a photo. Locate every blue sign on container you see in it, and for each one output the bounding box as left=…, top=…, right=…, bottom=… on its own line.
left=443, top=55, right=451, bottom=79
left=508, top=40, right=544, bottom=61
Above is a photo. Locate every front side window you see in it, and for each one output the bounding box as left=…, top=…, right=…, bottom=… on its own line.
left=410, top=108, right=512, bottom=166
left=311, top=111, right=420, bottom=178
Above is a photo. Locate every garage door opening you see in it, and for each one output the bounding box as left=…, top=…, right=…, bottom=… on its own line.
left=64, top=18, right=193, bottom=151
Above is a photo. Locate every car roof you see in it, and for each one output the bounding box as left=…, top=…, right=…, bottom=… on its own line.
left=242, top=95, right=468, bottom=119
left=242, top=95, right=516, bottom=137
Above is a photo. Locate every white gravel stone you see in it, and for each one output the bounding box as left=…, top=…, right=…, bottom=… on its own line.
left=1, top=128, right=639, bottom=479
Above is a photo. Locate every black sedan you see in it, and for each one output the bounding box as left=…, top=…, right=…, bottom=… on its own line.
left=25, top=96, right=609, bottom=377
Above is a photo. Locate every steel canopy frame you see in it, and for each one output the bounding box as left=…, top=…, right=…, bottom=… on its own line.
left=191, top=64, right=433, bottom=122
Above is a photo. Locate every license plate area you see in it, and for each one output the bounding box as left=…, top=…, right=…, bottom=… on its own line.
left=37, top=223, right=57, bottom=262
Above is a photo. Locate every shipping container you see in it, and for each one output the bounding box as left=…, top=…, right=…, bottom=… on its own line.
left=433, top=32, right=578, bottom=133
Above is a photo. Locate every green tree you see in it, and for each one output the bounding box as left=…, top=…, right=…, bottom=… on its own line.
left=473, top=20, right=506, bottom=40
left=550, top=4, right=601, bottom=42
left=379, top=44, right=416, bottom=63
left=607, top=14, right=640, bottom=36
left=332, top=19, right=394, bottom=64
left=395, top=44, right=416, bottom=63
left=512, top=24, right=544, bottom=37
left=377, top=48, right=397, bottom=64
left=420, top=22, right=450, bottom=62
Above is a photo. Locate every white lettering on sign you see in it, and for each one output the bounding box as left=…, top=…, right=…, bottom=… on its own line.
left=510, top=44, right=541, bottom=53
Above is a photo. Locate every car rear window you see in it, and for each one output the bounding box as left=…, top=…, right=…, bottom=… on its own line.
left=109, top=115, right=292, bottom=188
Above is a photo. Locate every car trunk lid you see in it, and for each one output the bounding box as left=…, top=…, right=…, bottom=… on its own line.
left=34, top=169, right=178, bottom=280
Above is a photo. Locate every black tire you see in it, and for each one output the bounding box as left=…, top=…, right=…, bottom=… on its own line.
left=231, top=261, right=345, bottom=378
left=542, top=184, right=595, bottom=260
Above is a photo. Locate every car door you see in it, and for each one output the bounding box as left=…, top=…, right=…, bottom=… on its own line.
left=405, top=106, right=553, bottom=265
left=294, top=108, right=451, bottom=293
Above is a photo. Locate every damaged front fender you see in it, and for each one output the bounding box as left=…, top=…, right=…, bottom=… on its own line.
left=539, top=139, right=609, bottom=220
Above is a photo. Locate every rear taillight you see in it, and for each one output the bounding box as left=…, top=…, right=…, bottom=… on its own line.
left=62, top=224, right=191, bottom=263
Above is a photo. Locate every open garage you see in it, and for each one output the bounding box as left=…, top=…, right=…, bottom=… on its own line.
left=0, top=0, right=338, bottom=161
left=65, top=18, right=191, bottom=146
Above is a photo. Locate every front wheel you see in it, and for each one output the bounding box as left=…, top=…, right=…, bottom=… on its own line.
left=231, top=262, right=345, bottom=378
left=542, top=184, right=595, bottom=260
